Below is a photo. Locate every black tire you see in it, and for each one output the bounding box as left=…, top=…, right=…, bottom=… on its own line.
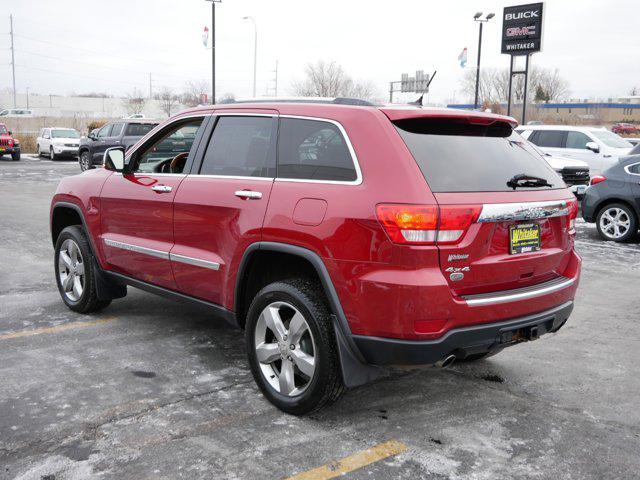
left=79, top=150, right=92, bottom=171
left=50, top=146, right=56, bottom=161
left=596, top=203, right=638, bottom=242
left=37, top=145, right=43, bottom=157
left=11, top=151, right=20, bottom=161
left=54, top=226, right=111, bottom=313
left=245, top=279, right=346, bottom=415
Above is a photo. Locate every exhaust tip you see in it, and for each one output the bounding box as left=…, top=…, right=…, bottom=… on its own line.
left=435, top=354, right=456, bottom=369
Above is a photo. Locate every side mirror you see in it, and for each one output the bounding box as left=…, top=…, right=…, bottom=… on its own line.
left=104, top=147, right=126, bottom=172
left=585, top=142, right=600, bottom=153
left=8, top=130, right=12, bottom=135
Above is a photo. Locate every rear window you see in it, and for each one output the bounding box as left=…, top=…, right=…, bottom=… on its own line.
left=125, top=123, right=155, bottom=137
left=529, top=130, right=565, bottom=148
left=394, top=119, right=562, bottom=192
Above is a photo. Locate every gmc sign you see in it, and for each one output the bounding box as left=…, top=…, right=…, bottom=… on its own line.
left=501, top=2, right=544, bottom=55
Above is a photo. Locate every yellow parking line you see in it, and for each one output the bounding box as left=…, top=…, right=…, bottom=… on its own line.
left=284, top=439, right=407, bottom=480
left=0, top=317, right=118, bottom=341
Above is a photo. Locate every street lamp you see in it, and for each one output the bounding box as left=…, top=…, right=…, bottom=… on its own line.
left=205, top=0, right=222, bottom=104
left=243, top=16, right=257, bottom=98
left=473, top=12, right=495, bottom=110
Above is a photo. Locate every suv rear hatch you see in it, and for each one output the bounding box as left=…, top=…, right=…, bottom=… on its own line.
left=383, top=109, right=577, bottom=296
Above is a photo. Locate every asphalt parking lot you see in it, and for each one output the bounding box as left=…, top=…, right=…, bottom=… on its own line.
left=1, top=156, right=640, bottom=480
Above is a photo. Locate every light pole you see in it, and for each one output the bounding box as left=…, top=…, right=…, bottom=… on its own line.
left=205, top=0, right=222, bottom=104
left=473, top=12, right=494, bottom=110
left=243, top=16, right=257, bottom=98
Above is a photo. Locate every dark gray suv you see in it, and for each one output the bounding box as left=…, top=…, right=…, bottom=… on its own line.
left=78, top=120, right=158, bottom=171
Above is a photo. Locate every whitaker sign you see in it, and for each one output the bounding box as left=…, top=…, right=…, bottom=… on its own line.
left=501, top=2, right=544, bottom=55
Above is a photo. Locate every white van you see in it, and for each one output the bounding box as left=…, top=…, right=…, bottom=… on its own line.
left=516, top=125, right=633, bottom=175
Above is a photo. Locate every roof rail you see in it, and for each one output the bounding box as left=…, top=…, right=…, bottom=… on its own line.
left=218, top=97, right=378, bottom=107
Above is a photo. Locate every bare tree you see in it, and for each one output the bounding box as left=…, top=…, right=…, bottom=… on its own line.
left=292, top=61, right=378, bottom=100
left=460, top=66, right=569, bottom=105
left=123, top=88, right=146, bottom=115
left=156, top=86, right=179, bottom=117
left=181, top=80, right=209, bottom=107
left=629, top=86, right=639, bottom=96
left=218, top=92, right=236, bottom=104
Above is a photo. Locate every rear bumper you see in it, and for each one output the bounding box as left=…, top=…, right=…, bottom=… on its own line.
left=353, top=301, right=573, bottom=366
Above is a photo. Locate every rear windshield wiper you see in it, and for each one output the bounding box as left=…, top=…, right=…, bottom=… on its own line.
left=507, top=173, right=553, bottom=190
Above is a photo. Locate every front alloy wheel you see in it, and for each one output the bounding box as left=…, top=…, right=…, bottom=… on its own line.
left=79, top=151, right=91, bottom=171
left=58, top=238, right=85, bottom=301
left=50, top=146, right=56, bottom=161
left=597, top=204, right=637, bottom=242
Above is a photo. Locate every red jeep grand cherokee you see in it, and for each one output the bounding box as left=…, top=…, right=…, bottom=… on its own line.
left=50, top=99, right=581, bottom=414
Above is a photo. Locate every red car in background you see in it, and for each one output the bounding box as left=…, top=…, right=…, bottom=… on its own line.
left=50, top=99, right=581, bottom=414
left=0, top=123, right=20, bottom=161
left=611, top=123, right=638, bottom=135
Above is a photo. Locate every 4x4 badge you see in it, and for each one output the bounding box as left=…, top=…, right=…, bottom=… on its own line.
left=445, top=266, right=470, bottom=282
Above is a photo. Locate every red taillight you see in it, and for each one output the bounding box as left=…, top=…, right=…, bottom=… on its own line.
left=376, top=204, right=482, bottom=245
left=567, top=199, right=579, bottom=234
left=590, top=175, right=606, bottom=185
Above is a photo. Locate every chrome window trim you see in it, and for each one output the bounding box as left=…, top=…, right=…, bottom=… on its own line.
left=103, top=238, right=169, bottom=260
left=463, top=277, right=576, bottom=306
left=191, top=174, right=274, bottom=181
left=624, top=162, right=640, bottom=176
left=169, top=253, right=220, bottom=270
left=275, top=115, right=363, bottom=186
left=477, top=200, right=569, bottom=223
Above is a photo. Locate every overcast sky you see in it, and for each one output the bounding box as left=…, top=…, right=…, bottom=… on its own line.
left=1, top=0, right=638, bottom=104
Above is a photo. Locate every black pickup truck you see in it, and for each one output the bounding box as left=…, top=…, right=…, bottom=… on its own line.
left=78, top=119, right=158, bottom=171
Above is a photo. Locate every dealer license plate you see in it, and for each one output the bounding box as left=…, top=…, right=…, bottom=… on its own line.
left=509, top=223, right=541, bottom=255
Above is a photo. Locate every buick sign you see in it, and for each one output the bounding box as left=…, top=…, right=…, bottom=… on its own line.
left=501, top=2, right=544, bottom=55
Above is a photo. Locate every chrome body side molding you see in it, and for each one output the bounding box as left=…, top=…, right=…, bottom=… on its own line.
left=103, top=238, right=220, bottom=271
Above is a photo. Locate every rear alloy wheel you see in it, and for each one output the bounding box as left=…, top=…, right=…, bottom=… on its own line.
left=245, top=279, right=345, bottom=415
left=596, top=203, right=637, bottom=242
left=79, top=151, right=92, bottom=171
left=55, top=226, right=111, bottom=313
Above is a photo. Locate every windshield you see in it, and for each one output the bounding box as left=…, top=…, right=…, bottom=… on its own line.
left=591, top=130, right=632, bottom=149
left=51, top=129, right=80, bottom=139
left=0, top=125, right=7, bottom=134
left=394, top=119, right=562, bottom=192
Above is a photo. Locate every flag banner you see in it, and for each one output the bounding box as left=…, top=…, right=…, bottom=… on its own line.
left=458, top=47, right=467, bottom=68
left=202, top=26, right=209, bottom=47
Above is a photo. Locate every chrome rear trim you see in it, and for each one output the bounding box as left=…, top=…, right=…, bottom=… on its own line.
left=103, top=238, right=169, bottom=260
left=169, top=253, right=220, bottom=271
left=478, top=200, right=569, bottom=223
left=462, top=276, right=576, bottom=306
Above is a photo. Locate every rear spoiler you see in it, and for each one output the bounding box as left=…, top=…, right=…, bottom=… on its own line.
left=380, top=107, right=518, bottom=130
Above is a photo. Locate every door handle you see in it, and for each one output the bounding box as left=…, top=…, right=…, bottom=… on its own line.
left=234, top=190, right=262, bottom=199
left=151, top=185, right=173, bottom=193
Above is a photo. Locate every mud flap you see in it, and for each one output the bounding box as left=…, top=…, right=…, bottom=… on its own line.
left=332, top=315, right=383, bottom=388
left=93, top=258, right=127, bottom=301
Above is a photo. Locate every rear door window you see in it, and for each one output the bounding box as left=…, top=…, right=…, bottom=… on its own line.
left=110, top=123, right=124, bottom=137
left=529, top=130, right=566, bottom=148
left=394, top=119, right=561, bottom=193
left=198, top=116, right=275, bottom=177
left=277, top=118, right=357, bottom=182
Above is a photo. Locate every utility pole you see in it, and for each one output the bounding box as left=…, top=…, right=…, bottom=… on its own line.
left=473, top=12, right=495, bottom=110
left=206, top=1, right=221, bottom=104
left=10, top=14, right=17, bottom=108
left=243, top=16, right=257, bottom=98
left=25, top=87, right=29, bottom=109
left=273, top=60, right=278, bottom=97
left=149, top=73, right=153, bottom=99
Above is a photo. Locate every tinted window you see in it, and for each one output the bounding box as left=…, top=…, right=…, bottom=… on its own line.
left=110, top=123, right=124, bottom=137
left=277, top=118, right=357, bottom=182
left=565, top=131, right=591, bottom=149
left=530, top=130, right=565, bottom=148
left=97, top=125, right=111, bottom=139
left=394, top=120, right=561, bottom=193
left=199, top=116, right=274, bottom=177
left=125, top=123, right=156, bottom=137
left=627, top=163, right=640, bottom=174
left=134, top=119, right=204, bottom=173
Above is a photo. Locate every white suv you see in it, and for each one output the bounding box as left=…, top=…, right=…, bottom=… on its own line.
left=516, top=125, right=633, bottom=175
left=36, top=128, right=81, bottom=160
